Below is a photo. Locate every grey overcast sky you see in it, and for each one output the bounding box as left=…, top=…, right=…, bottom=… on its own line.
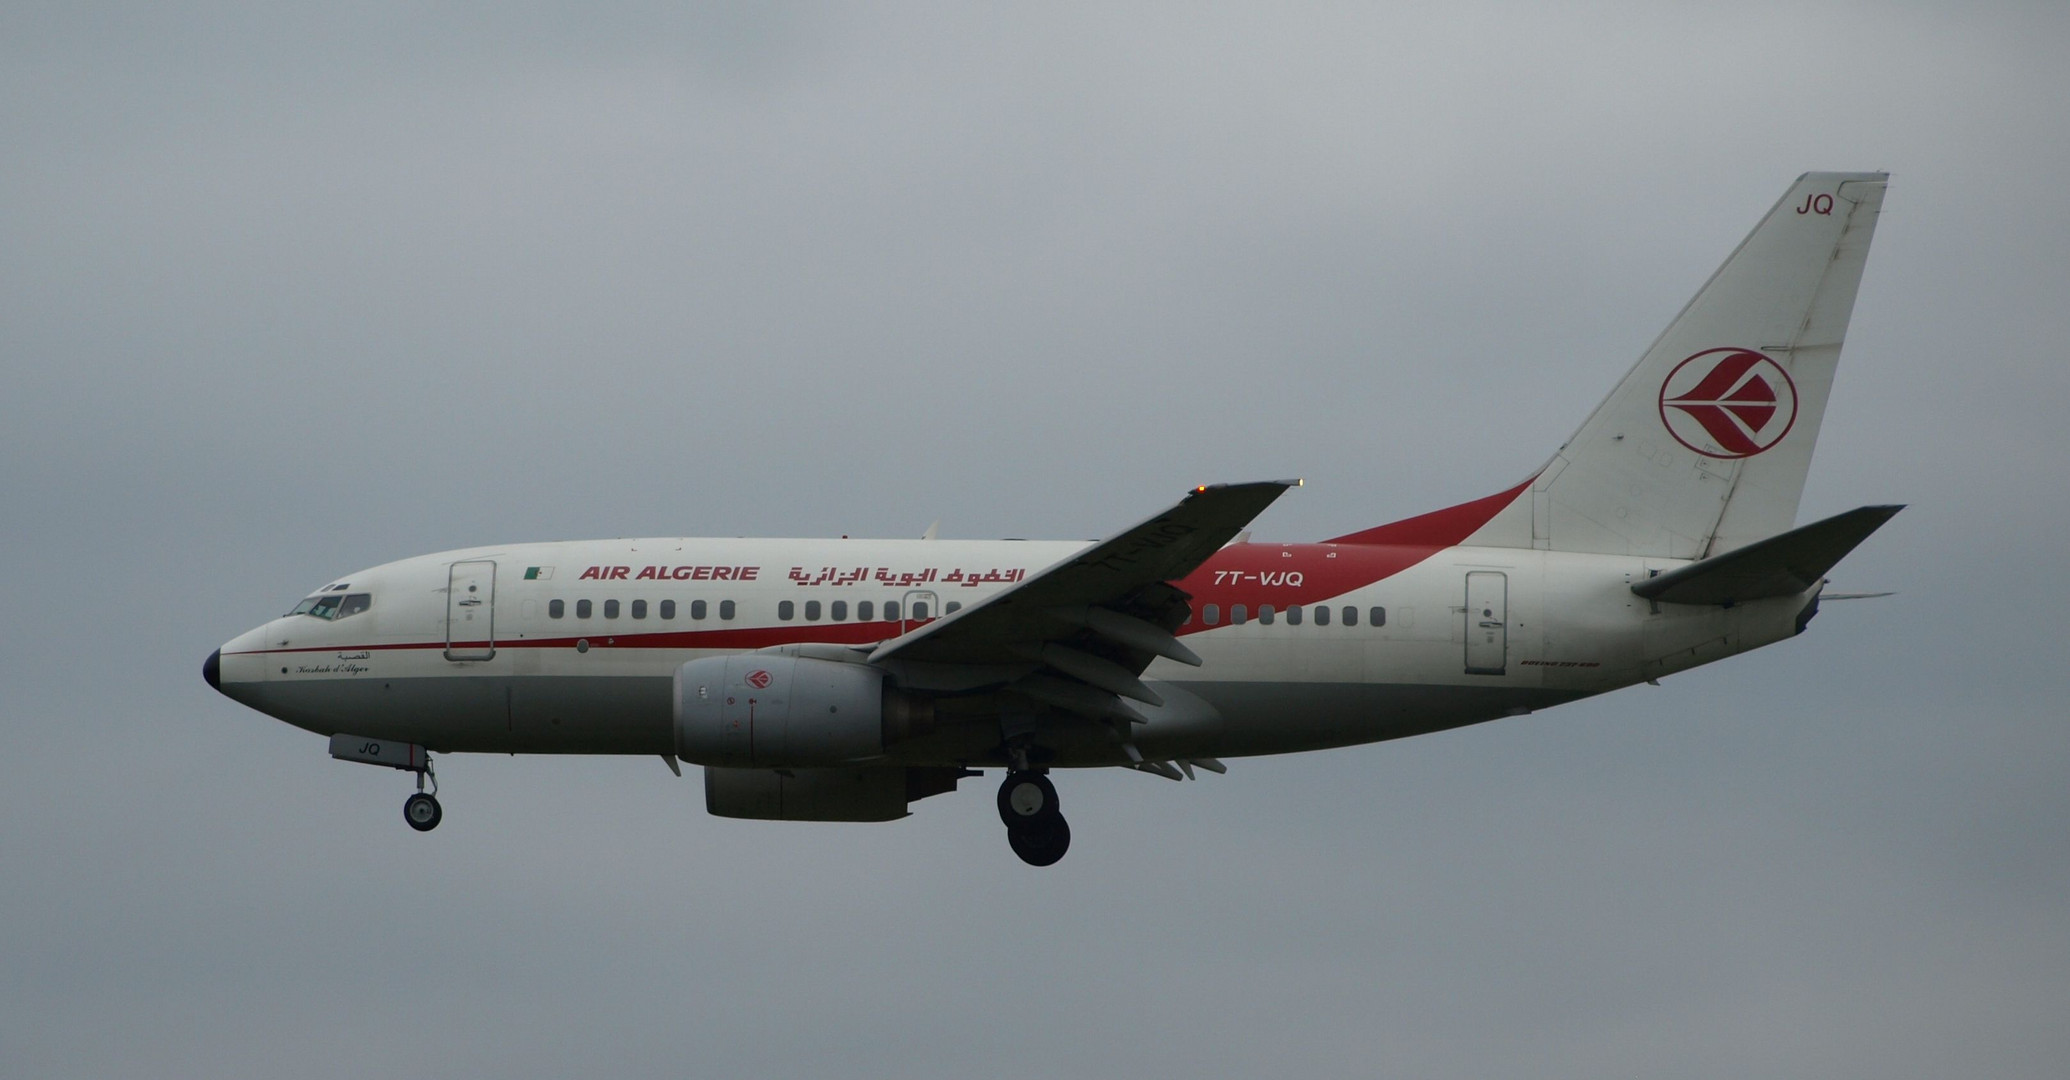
left=4, top=4, right=2067, bottom=1077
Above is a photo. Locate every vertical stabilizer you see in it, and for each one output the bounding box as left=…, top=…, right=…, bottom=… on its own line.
left=1525, top=172, right=1887, bottom=558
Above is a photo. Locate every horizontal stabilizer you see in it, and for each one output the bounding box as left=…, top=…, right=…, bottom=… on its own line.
left=1632, top=505, right=1903, bottom=605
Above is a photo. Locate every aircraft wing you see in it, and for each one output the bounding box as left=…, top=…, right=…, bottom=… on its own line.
left=866, top=481, right=1297, bottom=706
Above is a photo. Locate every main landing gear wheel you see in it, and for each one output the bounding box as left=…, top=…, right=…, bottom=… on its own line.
left=998, top=770, right=1070, bottom=866
left=1007, top=815, right=1071, bottom=867
left=404, top=792, right=443, bottom=832
left=997, top=770, right=1059, bottom=828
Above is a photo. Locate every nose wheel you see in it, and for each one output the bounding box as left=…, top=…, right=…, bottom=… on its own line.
left=404, top=791, right=443, bottom=831
left=998, top=770, right=1070, bottom=866
left=401, top=755, right=442, bottom=833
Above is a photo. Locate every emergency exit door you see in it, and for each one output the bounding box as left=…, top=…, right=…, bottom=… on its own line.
left=446, top=560, right=497, bottom=661
left=1464, top=571, right=1507, bottom=675
left=900, top=590, right=940, bottom=635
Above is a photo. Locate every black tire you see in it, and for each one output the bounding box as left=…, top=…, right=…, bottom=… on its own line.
left=1007, top=815, right=1071, bottom=867
left=996, top=770, right=1059, bottom=827
left=404, top=792, right=443, bottom=832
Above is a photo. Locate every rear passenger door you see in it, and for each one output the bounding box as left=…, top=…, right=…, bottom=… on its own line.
left=1464, top=571, right=1507, bottom=675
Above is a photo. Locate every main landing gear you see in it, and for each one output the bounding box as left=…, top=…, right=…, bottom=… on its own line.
left=998, top=770, right=1070, bottom=866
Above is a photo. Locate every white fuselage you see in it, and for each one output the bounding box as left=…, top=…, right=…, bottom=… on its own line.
left=213, top=536, right=1813, bottom=769
left=201, top=172, right=1888, bottom=861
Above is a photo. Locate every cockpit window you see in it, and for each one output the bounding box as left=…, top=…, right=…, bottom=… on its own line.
left=290, top=592, right=371, bottom=620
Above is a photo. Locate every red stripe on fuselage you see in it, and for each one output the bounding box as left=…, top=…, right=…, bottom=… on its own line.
left=1169, top=477, right=1534, bottom=632
left=226, top=621, right=910, bottom=657
left=1320, top=477, right=1533, bottom=547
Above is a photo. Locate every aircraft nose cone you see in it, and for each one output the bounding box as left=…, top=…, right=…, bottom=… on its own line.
left=203, top=648, right=221, bottom=692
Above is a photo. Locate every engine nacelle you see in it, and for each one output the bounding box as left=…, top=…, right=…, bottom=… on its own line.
left=673, top=654, right=934, bottom=767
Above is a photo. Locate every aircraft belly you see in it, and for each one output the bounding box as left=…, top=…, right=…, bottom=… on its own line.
left=505, top=675, right=673, bottom=753
left=238, top=673, right=673, bottom=755
left=1133, top=680, right=1589, bottom=760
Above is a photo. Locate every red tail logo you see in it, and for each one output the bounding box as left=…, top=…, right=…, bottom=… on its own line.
left=1659, top=348, right=1798, bottom=459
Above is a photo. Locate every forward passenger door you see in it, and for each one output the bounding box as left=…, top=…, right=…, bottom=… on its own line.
left=446, top=560, right=497, bottom=661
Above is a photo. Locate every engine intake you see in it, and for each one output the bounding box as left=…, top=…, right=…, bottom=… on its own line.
left=673, top=654, right=934, bottom=767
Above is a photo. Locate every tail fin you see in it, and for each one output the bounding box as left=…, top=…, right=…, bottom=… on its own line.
left=1538, top=172, right=1888, bottom=557
left=1337, top=173, right=1888, bottom=558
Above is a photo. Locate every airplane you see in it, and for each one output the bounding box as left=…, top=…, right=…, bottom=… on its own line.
left=205, top=172, right=1898, bottom=866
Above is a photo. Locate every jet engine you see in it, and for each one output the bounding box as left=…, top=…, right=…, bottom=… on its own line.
left=673, top=654, right=934, bottom=768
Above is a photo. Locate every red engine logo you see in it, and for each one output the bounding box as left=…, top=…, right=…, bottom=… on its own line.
left=744, top=668, right=773, bottom=690
left=1658, top=348, right=1799, bottom=459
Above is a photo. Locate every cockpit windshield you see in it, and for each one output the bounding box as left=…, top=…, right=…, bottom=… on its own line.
left=289, top=592, right=372, bottom=620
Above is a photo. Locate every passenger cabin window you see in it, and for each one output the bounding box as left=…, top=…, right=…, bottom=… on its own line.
left=690, top=599, right=706, bottom=620
left=858, top=600, right=874, bottom=621
left=577, top=599, right=593, bottom=619
left=549, top=599, right=565, bottom=619
left=831, top=600, right=848, bottom=621
left=912, top=601, right=929, bottom=620
left=1259, top=605, right=1276, bottom=625
left=1313, top=604, right=1330, bottom=626
left=660, top=599, right=676, bottom=619
left=1231, top=604, right=1248, bottom=625
left=805, top=600, right=821, bottom=621
left=1286, top=605, right=1302, bottom=626
left=1202, top=604, right=1220, bottom=626
left=1371, top=606, right=1387, bottom=627
left=883, top=601, right=900, bottom=621
left=720, top=600, right=736, bottom=620
left=778, top=600, right=795, bottom=621
left=945, top=601, right=961, bottom=614
left=631, top=599, right=648, bottom=619
left=1342, top=605, right=1357, bottom=626
left=604, top=599, right=620, bottom=619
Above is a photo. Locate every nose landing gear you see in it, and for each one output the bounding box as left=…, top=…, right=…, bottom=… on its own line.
left=403, top=765, right=442, bottom=832
left=327, top=733, right=443, bottom=833
left=998, top=770, right=1070, bottom=866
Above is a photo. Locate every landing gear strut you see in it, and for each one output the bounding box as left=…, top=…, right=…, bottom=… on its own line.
left=403, top=763, right=442, bottom=832
left=999, top=769, right=1069, bottom=866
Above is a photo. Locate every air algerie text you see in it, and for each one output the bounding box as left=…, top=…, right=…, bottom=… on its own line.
left=578, top=565, right=761, bottom=581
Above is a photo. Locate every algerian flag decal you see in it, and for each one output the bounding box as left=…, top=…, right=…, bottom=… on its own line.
left=524, top=566, right=554, bottom=580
